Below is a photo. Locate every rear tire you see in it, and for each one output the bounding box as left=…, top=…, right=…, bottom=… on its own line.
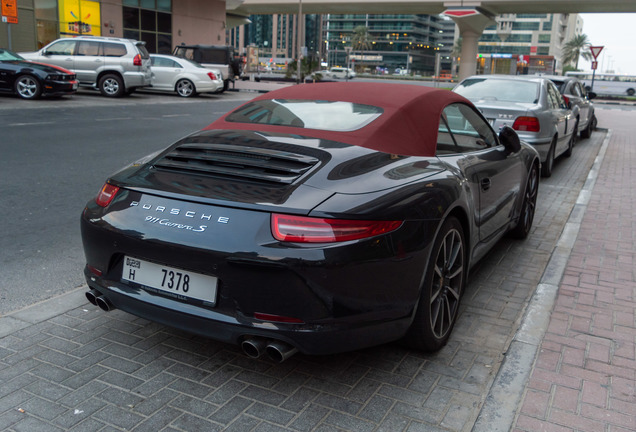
left=99, top=74, right=124, bottom=97
left=403, top=217, right=466, bottom=352
left=15, top=75, right=42, bottom=99
left=564, top=119, right=578, bottom=158
left=509, top=163, right=539, bottom=239
left=176, top=79, right=196, bottom=97
left=581, top=116, right=593, bottom=139
left=541, top=138, right=556, bottom=177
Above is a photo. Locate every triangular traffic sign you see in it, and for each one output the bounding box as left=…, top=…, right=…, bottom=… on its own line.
left=590, top=46, right=604, bottom=60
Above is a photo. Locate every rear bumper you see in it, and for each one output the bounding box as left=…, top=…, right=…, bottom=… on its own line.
left=80, top=193, right=436, bottom=355
left=123, top=71, right=152, bottom=89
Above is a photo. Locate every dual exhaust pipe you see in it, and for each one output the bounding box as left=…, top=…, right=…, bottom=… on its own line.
left=241, top=337, right=298, bottom=363
left=85, top=289, right=114, bottom=312
left=85, top=290, right=298, bottom=362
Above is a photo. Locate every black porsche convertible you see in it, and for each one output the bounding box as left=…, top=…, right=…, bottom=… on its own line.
left=0, top=48, right=77, bottom=99
left=81, top=82, right=540, bottom=361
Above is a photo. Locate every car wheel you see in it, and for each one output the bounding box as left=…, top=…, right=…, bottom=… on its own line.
left=176, top=79, right=196, bottom=97
left=99, top=74, right=125, bottom=97
left=564, top=119, right=578, bottom=158
left=403, top=216, right=465, bottom=352
left=627, top=88, right=635, bottom=96
left=14, top=75, right=42, bottom=100
left=541, top=137, right=556, bottom=177
left=509, top=163, right=539, bottom=239
left=580, top=117, right=593, bottom=139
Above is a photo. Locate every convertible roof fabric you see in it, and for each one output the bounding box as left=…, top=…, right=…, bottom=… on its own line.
left=205, top=82, right=473, bottom=157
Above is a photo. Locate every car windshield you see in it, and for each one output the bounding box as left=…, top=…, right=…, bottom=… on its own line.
left=455, top=78, right=539, bottom=104
left=0, top=49, right=23, bottom=61
left=226, top=99, right=384, bottom=131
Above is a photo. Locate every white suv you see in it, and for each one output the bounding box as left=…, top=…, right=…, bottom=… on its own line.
left=20, top=36, right=152, bottom=97
left=328, top=67, right=356, bottom=79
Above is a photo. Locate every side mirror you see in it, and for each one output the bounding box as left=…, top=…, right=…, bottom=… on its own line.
left=587, top=91, right=597, bottom=100
left=499, top=126, right=521, bottom=153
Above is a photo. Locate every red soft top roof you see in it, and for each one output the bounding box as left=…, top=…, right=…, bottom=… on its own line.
left=206, top=82, right=473, bottom=157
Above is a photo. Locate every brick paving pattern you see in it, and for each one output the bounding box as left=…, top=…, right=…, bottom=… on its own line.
left=513, top=109, right=636, bottom=432
left=0, top=106, right=620, bottom=431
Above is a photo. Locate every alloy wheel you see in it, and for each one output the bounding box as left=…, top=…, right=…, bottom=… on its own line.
left=429, top=227, right=464, bottom=339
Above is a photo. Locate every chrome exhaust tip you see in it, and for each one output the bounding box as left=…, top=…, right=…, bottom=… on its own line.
left=241, top=337, right=268, bottom=358
left=265, top=341, right=298, bottom=363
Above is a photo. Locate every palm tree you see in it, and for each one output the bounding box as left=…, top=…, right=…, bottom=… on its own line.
left=562, top=34, right=592, bottom=70
left=351, top=25, right=372, bottom=52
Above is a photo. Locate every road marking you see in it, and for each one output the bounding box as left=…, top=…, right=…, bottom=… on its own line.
left=7, top=122, right=55, bottom=127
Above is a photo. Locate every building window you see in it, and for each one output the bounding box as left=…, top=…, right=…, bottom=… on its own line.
left=122, top=1, right=172, bottom=53
left=538, top=34, right=551, bottom=43
left=512, top=22, right=540, bottom=31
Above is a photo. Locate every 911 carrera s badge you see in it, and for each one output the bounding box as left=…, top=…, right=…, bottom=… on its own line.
left=144, top=216, right=207, bottom=232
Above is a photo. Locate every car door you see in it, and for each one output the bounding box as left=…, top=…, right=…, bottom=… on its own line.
left=74, top=40, right=103, bottom=84
left=151, top=56, right=182, bottom=91
left=571, top=81, right=591, bottom=127
left=545, top=82, right=571, bottom=153
left=0, top=60, right=15, bottom=91
left=438, top=103, right=523, bottom=243
left=39, top=39, right=77, bottom=71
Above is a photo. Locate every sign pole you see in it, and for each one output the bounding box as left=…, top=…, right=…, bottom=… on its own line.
left=588, top=46, right=604, bottom=91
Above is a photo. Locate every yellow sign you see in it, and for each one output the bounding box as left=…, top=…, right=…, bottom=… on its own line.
left=58, top=0, right=101, bottom=36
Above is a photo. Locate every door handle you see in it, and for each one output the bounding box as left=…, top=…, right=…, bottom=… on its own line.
left=481, top=178, right=491, bottom=191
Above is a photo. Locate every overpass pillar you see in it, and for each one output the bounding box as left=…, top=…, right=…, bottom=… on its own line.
left=443, top=7, right=496, bottom=80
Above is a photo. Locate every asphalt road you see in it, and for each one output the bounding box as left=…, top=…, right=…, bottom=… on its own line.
left=0, top=89, right=253, bottom=314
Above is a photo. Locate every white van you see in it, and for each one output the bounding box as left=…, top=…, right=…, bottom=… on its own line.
left=328, top=67, right=356, bottom=79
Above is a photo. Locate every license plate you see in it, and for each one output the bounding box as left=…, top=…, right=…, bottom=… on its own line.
left=122, top=256, right=217, bottom=305
left=72, top=82, right=78, bottom=90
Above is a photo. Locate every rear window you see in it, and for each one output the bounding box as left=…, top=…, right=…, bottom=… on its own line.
left=135, top=43, right=150, bottom=59
left=226, top=99, right=383, bottom=131
left=454, top=78, right=539, bottom=104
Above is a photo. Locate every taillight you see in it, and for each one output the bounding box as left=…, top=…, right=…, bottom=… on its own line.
left=512, top=116, right=541, bottom=132
left=207, top=72, right=217, bottom=81
left=562, top=95, right=570, bottom=106
left=133, top=54, right=142, bottom=66
left=95, top=183, right=120, bottom=207
left=254, top=313, right=304, bottom=324
left=271, top=213, right=402, bottom=243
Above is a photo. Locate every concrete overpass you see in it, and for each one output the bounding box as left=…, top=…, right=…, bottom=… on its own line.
left=227, top=0, right=636, bottom=79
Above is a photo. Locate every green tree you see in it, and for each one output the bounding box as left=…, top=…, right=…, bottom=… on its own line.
left=286, top=57, right=319, bottom=81
left=562, top=34, right=592, bottom=70
left=351, top=25, right=372, bottom=52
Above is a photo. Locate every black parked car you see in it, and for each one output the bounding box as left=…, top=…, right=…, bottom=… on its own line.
left=0, top=48, right=77, bottom=99
left=81, top=82, right=540, bottom=361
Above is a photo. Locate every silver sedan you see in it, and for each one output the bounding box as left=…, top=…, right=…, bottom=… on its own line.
left=149, top=54, right=223, bottom=97
left=454, top=75, right=576, bottom=177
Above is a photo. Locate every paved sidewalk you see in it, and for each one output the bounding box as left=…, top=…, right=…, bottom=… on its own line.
left=511, top=109, right=636, bottom=431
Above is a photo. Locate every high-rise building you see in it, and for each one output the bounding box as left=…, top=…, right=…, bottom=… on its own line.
left=477, top=13, right=582, bottom=75
left=323, top=14, right=444, bottom=74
